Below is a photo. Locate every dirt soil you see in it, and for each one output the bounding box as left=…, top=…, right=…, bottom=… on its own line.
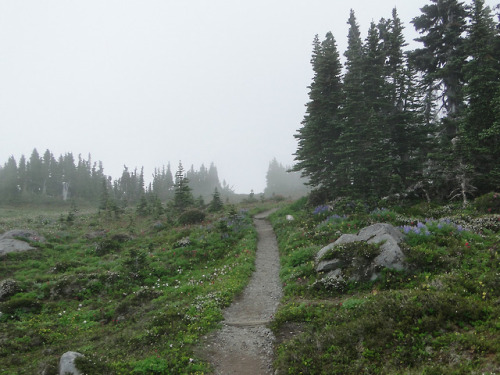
left=199, top=209, right=283, bottom=374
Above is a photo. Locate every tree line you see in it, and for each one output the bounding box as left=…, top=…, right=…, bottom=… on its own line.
left=0, top=148, right=233, bottom=206
left=264, top=158, right=310, bottom=199
left=294, top=0, right=500, bottom=204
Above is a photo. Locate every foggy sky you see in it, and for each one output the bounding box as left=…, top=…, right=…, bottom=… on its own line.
left=1, top=1, right=497, bottom=193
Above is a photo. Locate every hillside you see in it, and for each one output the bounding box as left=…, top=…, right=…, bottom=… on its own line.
left=0, top=192, right=499, bottom=374
left=268, top=194, right=499, bottom=374
left=0, top=203, right=266, bottom=374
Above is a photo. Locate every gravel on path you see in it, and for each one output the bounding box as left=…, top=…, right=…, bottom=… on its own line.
left=200, top=209, right=282, bottom=374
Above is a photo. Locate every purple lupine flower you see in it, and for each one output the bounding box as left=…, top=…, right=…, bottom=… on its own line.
left=402, top=225, right=412, bottom=234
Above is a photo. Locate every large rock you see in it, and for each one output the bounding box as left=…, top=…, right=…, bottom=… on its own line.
left=59, top=351, right=84, bottom=375
left=315, top=223, right=406, bottom=282
left=0, top=279, right=20, bottom=301
left=0, top=239, right=36, bottom=256
left=0, top=230, right=45, bottom=257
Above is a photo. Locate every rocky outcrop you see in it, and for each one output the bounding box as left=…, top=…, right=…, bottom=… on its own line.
left=0, top=239, right=35, bottom=256
left=59, top=351, right=84, bottom=375
left=315, top=223, right=406, bottom=283
left=0, top=230, right=45, bottom=256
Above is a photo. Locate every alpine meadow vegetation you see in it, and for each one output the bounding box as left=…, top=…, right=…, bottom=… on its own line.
left=1, top=1, right=500, bottom=374
left=269, top=195, right=499, bottom=374
left=0, top=202, right=260, bottom=374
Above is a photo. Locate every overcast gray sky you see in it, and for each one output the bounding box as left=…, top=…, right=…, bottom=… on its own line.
left=1, top=1, right=497, bottom=193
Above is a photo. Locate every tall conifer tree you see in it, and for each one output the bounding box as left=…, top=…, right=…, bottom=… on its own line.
left=337, top=10, right=368, bottom=198
left=411, top=0, right=468, bottom=198
left=293, top=32, right=343, bottom=196
left=461, top=0, right=500, bottom=192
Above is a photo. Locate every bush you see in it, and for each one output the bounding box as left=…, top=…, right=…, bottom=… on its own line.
left=474, top=192, right=500, bottom=214
left=287, top=246, right=318, bottom=267
left=94, top=238, right=122, bottom=256
left=307, top=188, right=332, bottom=207
left=1, top=295, right=42, bottom=315
left=178, top=209, right=206, bottom=225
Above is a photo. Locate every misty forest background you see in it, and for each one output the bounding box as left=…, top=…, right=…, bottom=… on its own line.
left=1, top=0, right=500, bottom=208
left=0, top=148, right=308, bottom=209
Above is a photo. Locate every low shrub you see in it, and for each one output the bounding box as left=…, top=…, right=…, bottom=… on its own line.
left=94, top=238, right=122, bottom=256
left=1, top=294, right=42, bottom=316
left=178, top=209, right=206, bottom=225
left=474, top=191, right=500, bottom=214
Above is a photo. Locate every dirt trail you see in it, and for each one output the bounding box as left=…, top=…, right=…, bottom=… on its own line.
left=201, top=209, right=282, bottom=374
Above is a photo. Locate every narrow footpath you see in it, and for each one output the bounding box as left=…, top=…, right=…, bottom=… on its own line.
left=202, top=210, right=282, bottom=374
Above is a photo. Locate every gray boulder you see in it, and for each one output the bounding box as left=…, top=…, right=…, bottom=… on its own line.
left=0, top=279, right=20, bottom=301
left=0, top=230, right=45, bottom=257
left=315, top=223, right=406, bottom=282
left=0, top=239, right=36, bottom=256
left=59, top=351, right=84, bottom=375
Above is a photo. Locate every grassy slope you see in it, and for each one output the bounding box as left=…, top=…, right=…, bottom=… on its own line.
left=0, top=204, right=261, bottom=374
left=269, top=197, right=500, bottom=374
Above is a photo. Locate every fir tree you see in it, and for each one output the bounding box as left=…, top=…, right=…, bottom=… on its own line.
left=27, top=149, right=44, bottom=194
left=173, top=162, right=193, bottom=212
left=293, top=32, right=343, bottom=196
left=336, top=10, right=368, bottom=198
left=381, top=9, right=429, bottom=194
left=209, top=187, right=224, bottom=212
left=0, top=156, right=19, bottom=203
left=411, top=0, right=468, bottom=199
left=461, top=0, right=500, bottom=192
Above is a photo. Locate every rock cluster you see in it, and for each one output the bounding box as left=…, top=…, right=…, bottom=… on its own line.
left=315, top=223, right=406, bottom=284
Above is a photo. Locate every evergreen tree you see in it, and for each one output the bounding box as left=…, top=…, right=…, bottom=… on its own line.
left=293, top=32, right=343, bottom=195
left=412, top=0, right=467, bottom=132
left=265, top=158, right=309, bottom=198
left=136, top=195, right=148, bottom=216
left=61, top=153, right=77, bottom=199
left=0, top=156, right=19, bottom=202
left=461, top=0, right=500, bottom=192
left=18, top=155, right=27, bottom=194
left=27, top=149, right=44, bottom=194
left=361, top=21, right=393, bottom=198
left=207, top=163, right=220, bottom=192
left=152, top=164, right=174, bottom=201
left=336, top=10, right=369, bottom=198
left=173, top=162, right=193, bottom=212
left=208, top=187, right=224, bottom=212
left=411, top=0, right=468, bottom=199
left=381, top=9, right=430, bottom=194
left=99, top=177, right=110, bottom=212
left=44, top=150, right=61, bottom=197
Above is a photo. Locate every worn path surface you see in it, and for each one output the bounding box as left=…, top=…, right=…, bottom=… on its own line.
left=201, top=209, right=282, bottom=374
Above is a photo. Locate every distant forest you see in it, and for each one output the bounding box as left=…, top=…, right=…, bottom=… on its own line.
left=0, top=148, right=235, bottom=205
left=294, top=0, right=500, bottom=204
left=264, top=158, right=310, bottom=199
left=0, top=149, right=308, bottom=206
